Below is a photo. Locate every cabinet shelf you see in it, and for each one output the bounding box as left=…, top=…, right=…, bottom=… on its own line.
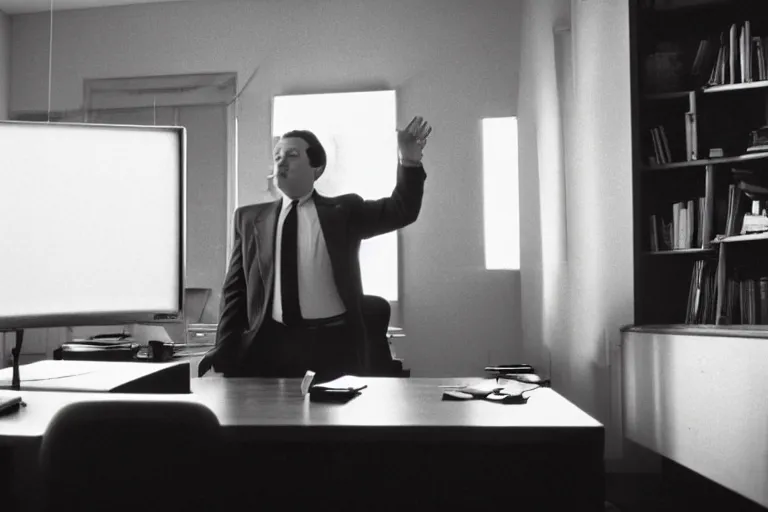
left=622, top=324, right=768, bottom=338
left=643, top=151, right=768, bottom=170
left=644, top=248, right=715, bottom=256
left=712, top=232, right=768, bottom=244
left=703, top=80, right=768, bottom=94
left=644, top=80, right=768, bottom=101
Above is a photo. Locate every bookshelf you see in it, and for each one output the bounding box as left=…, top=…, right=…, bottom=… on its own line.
left=631, top=0, right=768, bottom=327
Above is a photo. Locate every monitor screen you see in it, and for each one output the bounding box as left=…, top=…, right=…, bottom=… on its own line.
left=0, top=121, right=185, bottom=329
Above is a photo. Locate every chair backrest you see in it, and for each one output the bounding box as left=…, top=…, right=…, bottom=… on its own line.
left=361, top=294, right=395, bottom=376
left=39, top=400, right=223, bottom=512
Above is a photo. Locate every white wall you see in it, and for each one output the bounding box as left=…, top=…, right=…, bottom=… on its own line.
left=0, top=9, right=9, bottom=118
left=518, top=0, right=638, bottom=462
left=180, top=104, right=227, bottom=321
left=0, top=10, right=10, bottom=366
left=9, top=0, right=523, bottom=376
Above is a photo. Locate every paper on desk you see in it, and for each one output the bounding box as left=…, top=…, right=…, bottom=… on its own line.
left=494, top=379, right=541, bottom=398
left=0, top=360, right=97, bottom=384
left=440, top=379, right=539, bottom=398
left=440, top=380, right=501, bottom=396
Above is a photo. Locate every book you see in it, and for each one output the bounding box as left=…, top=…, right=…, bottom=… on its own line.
left=659, top=125, right=672, bottom=163
left=756, top=37, right=766, bottom=81
left=650, top=214, right=659, bottom=252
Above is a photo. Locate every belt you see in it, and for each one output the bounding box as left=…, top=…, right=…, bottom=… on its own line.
left=283, top=313, right=348, bottom=330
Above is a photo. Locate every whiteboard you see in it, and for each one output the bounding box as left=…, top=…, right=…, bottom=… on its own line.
left=0, top=121, right=185, bottom=329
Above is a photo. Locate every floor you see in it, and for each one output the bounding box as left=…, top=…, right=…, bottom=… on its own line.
left=604, top=459, right=767, bottom=511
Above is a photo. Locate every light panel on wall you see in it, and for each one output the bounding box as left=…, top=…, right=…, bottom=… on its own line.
left=483, top=117, right=520, bottom=270
left=272, top=90, right=399, bottom=301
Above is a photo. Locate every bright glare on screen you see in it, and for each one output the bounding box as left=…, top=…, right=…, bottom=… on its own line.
left=483, top=117, right=520, bottom=270
left=273, top=91, right=399, bottom=301
left=0, top=122, right=182, bottom=325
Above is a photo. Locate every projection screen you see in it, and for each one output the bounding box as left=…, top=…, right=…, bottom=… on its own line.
left=0, top=121, right=185, bottom=329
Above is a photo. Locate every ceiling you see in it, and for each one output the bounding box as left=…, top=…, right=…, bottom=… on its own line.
left=0, top=0, right=198, bottom=15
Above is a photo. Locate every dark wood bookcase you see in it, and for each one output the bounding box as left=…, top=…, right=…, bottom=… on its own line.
left=631, top=0, right=768, bottom=326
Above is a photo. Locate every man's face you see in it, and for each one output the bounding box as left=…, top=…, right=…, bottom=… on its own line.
left=273, top=137, right=320, bottom=199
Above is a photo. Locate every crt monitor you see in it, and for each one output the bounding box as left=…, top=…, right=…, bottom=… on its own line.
left=0, top=121, right=186, bottom=330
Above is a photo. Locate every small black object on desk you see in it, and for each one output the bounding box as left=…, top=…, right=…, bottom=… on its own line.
left=484, top=363, right=535, bottom=374
left=0, top=395, right=24, bottom=416
left=0, top=328, right=24, bottom=391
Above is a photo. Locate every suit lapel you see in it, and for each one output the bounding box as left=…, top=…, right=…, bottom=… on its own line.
left=253, top=200, right=281, bottom=289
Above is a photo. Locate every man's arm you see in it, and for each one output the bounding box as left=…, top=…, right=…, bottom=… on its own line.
left=347, top=116, right=432, bottom=240
left=198, top=208, right=248, bottom=376
left=348, top=163, right=427, bottom=240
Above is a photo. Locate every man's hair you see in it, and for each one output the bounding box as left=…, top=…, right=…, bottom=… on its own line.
left=282, top=130, right=327, bottom=169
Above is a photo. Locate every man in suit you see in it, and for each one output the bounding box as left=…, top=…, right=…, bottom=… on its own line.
left=198, top=116, right=432, bottom=379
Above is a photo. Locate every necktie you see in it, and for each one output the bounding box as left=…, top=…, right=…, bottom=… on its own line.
left=281, top=200, right=302, bottom=326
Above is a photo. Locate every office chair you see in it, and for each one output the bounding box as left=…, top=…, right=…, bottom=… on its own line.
left=361, top=294, right=405, bottom=376
left=39, top=400, right=224, bottom=512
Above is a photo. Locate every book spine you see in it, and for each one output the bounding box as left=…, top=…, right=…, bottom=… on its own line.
left=709, top=42, right=722, bottom=85
left=687, top=199, right=695, bottom=249
left=684, top=113, right=697, bottom=160
left=730, top=23, right=737, bottom=84
left=740, top=24, right=746, bottom=82
left=746, top=21, right=752, bottom=82
left=659, top=125, right=672, bottom=163
left=679, top=206, right=688, bottom=250
left=755, top=37, right=765, bottom=80
left=698, top=196, right=706, bottom=248
left=651, top=127, right=663, bottom=164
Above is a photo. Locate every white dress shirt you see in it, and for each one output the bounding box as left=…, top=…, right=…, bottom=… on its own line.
left=272, top=189, right=347, bottom=323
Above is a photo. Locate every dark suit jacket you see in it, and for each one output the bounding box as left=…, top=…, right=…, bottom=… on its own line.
left=204, top=163, right=427, bottom=376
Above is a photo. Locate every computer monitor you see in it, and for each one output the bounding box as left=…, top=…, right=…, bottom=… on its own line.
left=0, top=121, right=186, bottom=330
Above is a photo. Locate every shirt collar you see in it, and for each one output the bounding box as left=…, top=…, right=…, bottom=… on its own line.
left=279, top=188, right=314, bottom=211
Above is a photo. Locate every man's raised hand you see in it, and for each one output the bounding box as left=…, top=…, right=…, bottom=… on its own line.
left=398, top=116, right=432, bottom=164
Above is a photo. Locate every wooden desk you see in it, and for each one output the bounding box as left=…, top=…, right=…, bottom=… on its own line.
left=0, top=378, right=604, bottom=511
left=191, top=376, right=599, bottom=436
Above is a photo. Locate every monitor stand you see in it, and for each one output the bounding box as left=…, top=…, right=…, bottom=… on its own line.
left=0, top=329, right=23, bottom=391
